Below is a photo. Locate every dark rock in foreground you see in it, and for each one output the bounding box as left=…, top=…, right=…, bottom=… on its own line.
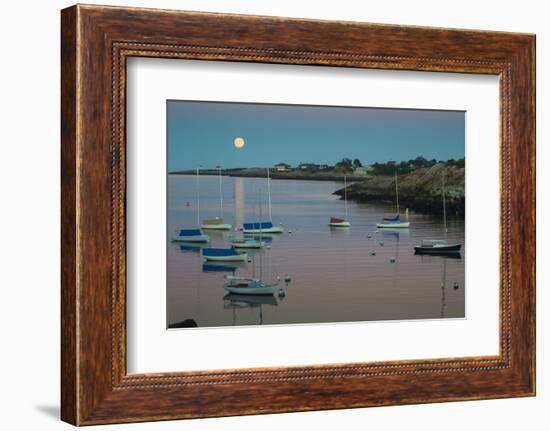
left=335, top=164, right=465, bottom=216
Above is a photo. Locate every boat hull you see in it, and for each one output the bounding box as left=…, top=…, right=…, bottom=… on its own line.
left=224, top=284, right=278, bottom=295
left=377, top=222, right=410, bottom=228
left=231, top=241, right=265, bottom=249
left=172, top=235, right=210, bottom=243
left=203, top=253, right=248, bottom=262
left=201, top=223, right=232, bottom=230
left=329, top=221, right=350, bottom=227
left=414, top=243, right=462, bottom=254
left=243, top=226, right=284, bottom=234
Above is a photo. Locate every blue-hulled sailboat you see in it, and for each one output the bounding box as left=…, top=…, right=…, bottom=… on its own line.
left=377, top=172, right=410, bottom=228
left=242, top=168, right=284, bottom=234
left=172, top=168, right=210, bottom=243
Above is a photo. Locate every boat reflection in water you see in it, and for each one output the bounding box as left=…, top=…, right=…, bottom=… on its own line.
left=202, top=262, right=247, bottom=274
left=223, top=293, right=280, bottom=326
left=177, top=242, right=204, bottom=253
left=416, top=253, right=462, bottom=318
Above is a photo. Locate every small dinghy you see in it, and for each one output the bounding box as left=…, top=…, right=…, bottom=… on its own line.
left=201, top=217, right=232, bottom=230
left=224, top=275, right=278, bottom=295
left=202, top=247, right=248, bottom=262
left=172, top=229, right=210, bottom=243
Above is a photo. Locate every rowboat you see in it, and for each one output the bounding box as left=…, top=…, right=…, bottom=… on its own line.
left=202, top=247, right=248, bottom=262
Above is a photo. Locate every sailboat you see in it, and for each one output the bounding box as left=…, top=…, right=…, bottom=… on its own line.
left=223, top=276, right=279, bottom=295
left=201, top=166, right=232, bottom=230
left=414, top=173, right=462, bottom=254
left=242, top=168, right=284, bottom=234
left=377, top=171, right=410, bottom=228
left=329, top=174, right=351, bottom=227
left=172, top=168, right=210, bottom=243
left=232, top=188, right=266, bottom=248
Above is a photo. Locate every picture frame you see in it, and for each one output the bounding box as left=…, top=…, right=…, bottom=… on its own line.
left=61, top=4, right=535, bottom=425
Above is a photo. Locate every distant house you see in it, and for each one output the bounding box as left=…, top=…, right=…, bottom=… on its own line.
left=274, top=163, right=292, bottom=172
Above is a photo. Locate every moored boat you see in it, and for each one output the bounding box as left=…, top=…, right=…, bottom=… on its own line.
left=414, top=173, right=461, bottom=254
left=242, top=221, right=284, bottom=234
left=201, top=166, right=232, bottom=230
left=223, top=275, right=278, bottom=295
left=414, top=239, right=462, bottom=254
left=201, top=217, right=232, bottom=230
left=329, top=175, right=351, bottom=227
left=377, top=172, right=410, bottom=228
left=202, top=247, right=248, bottom=262
left=329, top=217, right=351, bottom=227
left=231, top=238, right=266, bottom=248
left=172, top=228, right=210, bottom=243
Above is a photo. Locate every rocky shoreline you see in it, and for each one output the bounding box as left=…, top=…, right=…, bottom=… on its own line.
left=334, top=163, right=465, bottom=216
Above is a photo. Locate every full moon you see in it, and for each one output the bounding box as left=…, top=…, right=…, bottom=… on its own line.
left=234, top=137, right=245, bottom=149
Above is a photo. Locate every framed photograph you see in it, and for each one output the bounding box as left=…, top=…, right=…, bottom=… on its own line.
left=61, top=4, right=535, bottom=425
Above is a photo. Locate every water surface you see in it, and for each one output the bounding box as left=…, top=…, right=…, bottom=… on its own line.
left=167, top=174, right=465, bottom=328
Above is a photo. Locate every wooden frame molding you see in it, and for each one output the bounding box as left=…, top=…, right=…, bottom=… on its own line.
left=61, top=4, right=535, bottom=425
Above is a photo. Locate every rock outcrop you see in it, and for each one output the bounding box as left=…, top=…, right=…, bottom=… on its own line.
left=335, top=163, right=465, bottom=216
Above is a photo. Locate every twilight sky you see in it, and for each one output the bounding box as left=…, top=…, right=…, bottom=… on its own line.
left=167, top=100, right=465, bottom=172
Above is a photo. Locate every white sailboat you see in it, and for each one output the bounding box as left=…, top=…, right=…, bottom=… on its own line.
left=242, top=168, right=284, bottom=234
left=172, top=168, right=210, bottom=243
left=377, top=171, right=410, bottom=228
left=223, top=275, right=279, bottom=295
left=201, top=166, right=232, bottom=230
left=414, top=173, right=461, bottom=254
left=329, top=175, right=351, bottom=227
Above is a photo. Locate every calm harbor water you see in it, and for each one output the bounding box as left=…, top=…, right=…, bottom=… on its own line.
left=167, top=174, right=465, bottom=328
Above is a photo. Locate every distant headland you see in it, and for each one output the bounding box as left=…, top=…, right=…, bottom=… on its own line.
left=170, top=156, right=465, bottom=216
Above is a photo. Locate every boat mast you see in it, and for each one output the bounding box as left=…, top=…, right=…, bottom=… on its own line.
left=395, top=171, right=400, bottom=215
left=266, top=168, right=272, bottom=222
left=217, top=166, right=223, bottom=218
left=344, top=175, right=348, bottom=220
left=259, top=188, right=263, bottom=280
left=442, top=173, right=448, bottom=240
left=196, top=167, right=201, bottom=226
